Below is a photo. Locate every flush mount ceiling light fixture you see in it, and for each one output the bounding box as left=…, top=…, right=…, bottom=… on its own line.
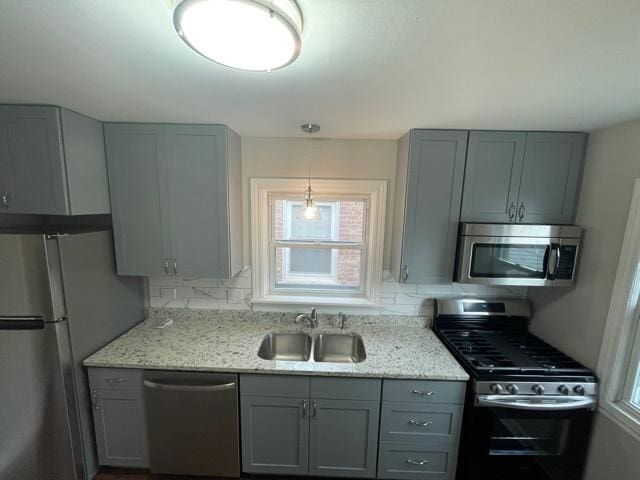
left=173, top=0, right=303, bottom=72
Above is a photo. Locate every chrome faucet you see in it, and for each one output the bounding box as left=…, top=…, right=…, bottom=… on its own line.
left=337, top=312, right=347, bottom=330
left=296, top=308, right=318, bottom=328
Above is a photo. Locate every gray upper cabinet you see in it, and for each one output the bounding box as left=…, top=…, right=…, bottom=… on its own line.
left=461, top=131, right=586, bottom=224
left=461, top=131, right=526, bottom=223
left=105, top=123, right=242, bottom=278
left=390, top=130, right=468, bottom=284
left=0, top=105, right=110, bottom=215
left=517, top=132, right=586, bottom=224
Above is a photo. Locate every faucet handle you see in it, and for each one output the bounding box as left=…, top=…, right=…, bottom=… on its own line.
left=338, top=312, right=347, bottom=330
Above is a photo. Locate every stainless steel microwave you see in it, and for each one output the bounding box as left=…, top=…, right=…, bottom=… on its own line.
left=455, top=223, right=582, bottom=286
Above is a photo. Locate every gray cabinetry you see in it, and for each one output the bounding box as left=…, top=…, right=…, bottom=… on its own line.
left=391, top=130, right=468, bottom=284
left=461, top=131, right=526, bottom=223
left=104, top=123, right=242, bottom=278
left=0, top=105, right=110, bottom=215
left=378, top=379, right=464, bottom=480
left=239, top=374, right=381, bottom=478
left=517, top=132, right=586, bottom=224
left=461, top=131, right=586, bottom=224
left=88, top=368, right=149, bottom=468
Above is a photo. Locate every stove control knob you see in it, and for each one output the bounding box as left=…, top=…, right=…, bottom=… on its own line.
left=506, top=384, right=519, bottom=395
left=491, top=384, right=503, bottom=395
left=532, top=384, right=545, bottom=395
left=558, top=385, right=570, bottom=395
left=574, top=385, right=586, bottom=396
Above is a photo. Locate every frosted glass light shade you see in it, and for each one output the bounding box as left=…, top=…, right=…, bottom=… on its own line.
left=173, top=0, right=303, bottom=71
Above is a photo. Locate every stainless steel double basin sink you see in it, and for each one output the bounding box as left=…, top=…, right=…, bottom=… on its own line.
left=258, top=332, right=366, bottom=364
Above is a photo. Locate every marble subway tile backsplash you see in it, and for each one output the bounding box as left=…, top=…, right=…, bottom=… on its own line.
left=148, top=268, right=526, bottom=316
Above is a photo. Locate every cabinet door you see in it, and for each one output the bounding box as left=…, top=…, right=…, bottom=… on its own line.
left=104, top=124, right=171, bottom=276
left=0, top=118, right=14, bottom=212
left=461, top=131, right=526, bottom=223
left=241, top=395, right=309, bottom=475
left=309, top=399, right=380, bottom=478
left=517, top=132, right=586, bottom=224
left=92, top=389, right=149, bottom=468
left=165, top=125, right=230, bottom=278
left=401, top=130, right=468, bottom=284
left=0, top=106, right=68, bottom=214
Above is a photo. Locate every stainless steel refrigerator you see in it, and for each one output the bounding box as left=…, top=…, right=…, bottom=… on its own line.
left=0, top=228, right=145, bottom=480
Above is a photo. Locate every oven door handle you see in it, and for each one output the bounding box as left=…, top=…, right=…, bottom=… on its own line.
left=476, top=395, right=596, bottom=411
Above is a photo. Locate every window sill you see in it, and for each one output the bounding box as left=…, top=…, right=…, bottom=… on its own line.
left=599, top=399, right=640, bottom=442
left=250, top=295, right=381, bottom=313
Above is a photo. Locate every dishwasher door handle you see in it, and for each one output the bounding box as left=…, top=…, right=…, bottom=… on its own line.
left=144, top=379, right=236, bottom=392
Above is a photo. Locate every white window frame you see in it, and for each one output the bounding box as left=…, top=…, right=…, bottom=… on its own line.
left=598, top=178, right=640, bottom=441
left=250, top=178, right=386, bottom=308
left=280, top=200, right=340, bottom=285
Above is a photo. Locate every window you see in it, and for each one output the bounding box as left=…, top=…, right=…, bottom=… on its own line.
left=250, top=178, right=387, bottom=306
left=598, top=179, right=640, bottom=440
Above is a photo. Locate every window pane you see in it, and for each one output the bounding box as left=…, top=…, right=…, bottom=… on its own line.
left=272, top=199, right=365, bottom=243
left=289, top=248, right=332, bottom=274
left=274, top=247, right=362, bottom=290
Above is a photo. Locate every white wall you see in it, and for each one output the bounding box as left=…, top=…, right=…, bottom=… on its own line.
left=528, top=119, right=640, bottom=480
left=240, top=137, right=398, bottom=268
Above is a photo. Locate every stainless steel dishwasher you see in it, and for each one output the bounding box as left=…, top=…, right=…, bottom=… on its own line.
left=143, top=371, right=239, bottom=477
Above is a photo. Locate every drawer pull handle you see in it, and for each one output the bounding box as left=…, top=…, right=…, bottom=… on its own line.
left=408, top=420, right=433, bottom=427
left=412, top=389, right=435, bottom=396
left=406, top=459, right=430, bottom=466
left=106, top=378, right=126, bottom=385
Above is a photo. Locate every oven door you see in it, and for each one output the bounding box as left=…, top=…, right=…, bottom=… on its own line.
left=456, top=236, right=580, bottom=286
left=458, top=395, right=595, bottom=480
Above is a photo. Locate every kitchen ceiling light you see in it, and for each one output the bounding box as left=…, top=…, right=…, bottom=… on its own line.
left=298, top=123, right=321, bottom=222
left=173, top=0, right=303, bottom=72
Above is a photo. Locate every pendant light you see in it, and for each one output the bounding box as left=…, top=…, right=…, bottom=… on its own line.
left=298, top=123, right=321, bottom=221
left=172, top=0, right=303, bottom=72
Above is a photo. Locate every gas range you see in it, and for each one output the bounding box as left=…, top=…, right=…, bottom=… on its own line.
left=433, top=298, right=597, bottom=480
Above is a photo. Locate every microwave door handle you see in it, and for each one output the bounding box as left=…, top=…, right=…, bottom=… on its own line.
left=547, top=243, right=561, bottom=280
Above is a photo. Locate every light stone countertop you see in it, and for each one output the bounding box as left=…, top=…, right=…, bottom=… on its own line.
left=83, top=309, right=469, bottom=381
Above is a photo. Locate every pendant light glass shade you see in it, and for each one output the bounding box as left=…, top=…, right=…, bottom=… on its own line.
left=173, top=0, right=303, bottom=72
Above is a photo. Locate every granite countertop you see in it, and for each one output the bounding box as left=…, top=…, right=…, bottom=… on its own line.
left=83, top=310, right=469, bottom=381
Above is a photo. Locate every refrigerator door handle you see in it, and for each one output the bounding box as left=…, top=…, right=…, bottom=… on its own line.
left=0, top=316, right=45, bottom=330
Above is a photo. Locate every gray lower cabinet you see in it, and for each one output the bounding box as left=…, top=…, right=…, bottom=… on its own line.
left=240, top=395, right=309, bottom=475
left=240, top=374, right=381, bottom=478
left=378, top=379, right=465, bottom=480
left=104, top=123, right=242, bottom=278
left=0, top=105, right=110, bottom=215
left=88, top=368, right=149, bottom=468
left=390, top=130, right=468, bottom=284
left=309, top=399, right=380, bottom=478
left=461, top=130, right=586, bottom=224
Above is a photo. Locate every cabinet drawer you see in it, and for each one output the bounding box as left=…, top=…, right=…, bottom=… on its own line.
left=383, top=380, right=465, bottom=404
left=380, top=402, right=461, bottom=443
left=378, top=441, right=457, bottom=480
left=310, top=376, right=381, bottom=401
left=240, top=374, right=309, bottom=398
left=89, top=368, right=143, bottom=390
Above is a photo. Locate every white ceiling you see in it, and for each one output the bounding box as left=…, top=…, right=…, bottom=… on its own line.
left=1, top=0, right=639, bottom=138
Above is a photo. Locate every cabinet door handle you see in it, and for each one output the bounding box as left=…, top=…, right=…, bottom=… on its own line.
left=518, top=202, right=526, bottom=220
left=164, top=259, right=170, bottom=275
left=173, top=259, right=178, bottom=275
left=106, top=377, right=126, bottom=385
left=302, top=400, right=308, bottom=418
left=508, top=202, right=516, bottom=220
left=406, top=459, right=430, bottom=466
left=312, top=400, right=318, bottom=418
left=401, top=265, right=409, bottom=283
left=412, top=389, right=435, bottom=396
left=1, top=193, right=10, bottom=209
left=408, top=420, right=433, bottom=427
